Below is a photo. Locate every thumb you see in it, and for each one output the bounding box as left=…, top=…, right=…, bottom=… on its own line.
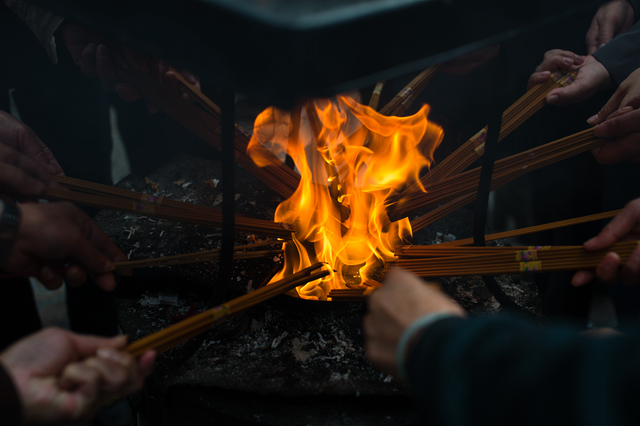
left=587, top=90, right=627, bottom=125
left=71, top=335, right=128, bottom=358
left=546, top=85, right=582, bottom=106
left=598, top=20, right=616, bottom=47
left=585, top=201, right=640, bottom=250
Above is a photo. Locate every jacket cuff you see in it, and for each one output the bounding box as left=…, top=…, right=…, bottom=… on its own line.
left=593, top=20, right=640, bottom=85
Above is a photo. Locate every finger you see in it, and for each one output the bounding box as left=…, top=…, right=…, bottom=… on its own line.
left=64, top=265, right=88, bottom=287
left=96, top=349, right=145, bottom=395
left=546, top=84, right=583, bottom=106
left=527, top=71, right=551, bottom=91
left=592, top=130, right=640, bottom=165
left=598, top=20, right=616, bottom=49
left=95, top=45, right=119, bottom=93
left=621, top=245, right=640, bottom=286
left=594, top=109, right=640, bottom=137
left=70, top=334, right=128, bottom=359
left=38, top=266, right=65, bottom=289
left=114, top=83, right=141, bottom=103
left=90, top=350, right=137, bottom=393
left=586, top=21, right=600, bottom=54
left=587, top=89, right=628, bottom=125
left=80, top=43, right=98, bottom=78
left=57, top=362, right=101, bottom=420
left=585, top=201, right=640, bottom=250
left=595, top=252, right=621, bottom=284
left=626, top=95, right=640, bottom=109
left=0, top=162, right=45, bottom=197
left=137, top=350, right=156, bottom=378
left=572, top=269, right=596, bottom=286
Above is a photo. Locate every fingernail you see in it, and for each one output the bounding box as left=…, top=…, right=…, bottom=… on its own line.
left=539, top=71, right=550, bottom=78
left=547, top=95, right=559, bottom=104
left=104, top=260, right=115, bottom=273
left=594, top=122, right=607, bottom=137
left=575, top=55, right=585, bottom=60
left=584, top=237, right=597, bottom=247
left=587, top=114, right=599, bottom=124
left=563, top=57, right=574, bottom=64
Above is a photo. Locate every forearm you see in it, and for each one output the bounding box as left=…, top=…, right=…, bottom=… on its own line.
left=4, top=0, right=64, bottom=63
left=407, top=315, right=640, bottom=426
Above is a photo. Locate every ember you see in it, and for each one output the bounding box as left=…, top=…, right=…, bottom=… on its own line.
left=248, top=95, right=443, bottom=299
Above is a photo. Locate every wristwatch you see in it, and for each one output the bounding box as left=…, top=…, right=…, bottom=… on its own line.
left=0, top=199, right=21, bottom=268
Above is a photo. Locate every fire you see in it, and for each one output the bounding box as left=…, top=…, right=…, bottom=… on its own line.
left=248, top=94, right=443, bottom=300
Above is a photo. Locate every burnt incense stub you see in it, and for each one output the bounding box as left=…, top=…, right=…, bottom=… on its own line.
left=95, top=153, right=540, bottom=424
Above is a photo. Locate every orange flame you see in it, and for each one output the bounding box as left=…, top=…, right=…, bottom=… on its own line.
left=248, top=94, right=443, bottom=300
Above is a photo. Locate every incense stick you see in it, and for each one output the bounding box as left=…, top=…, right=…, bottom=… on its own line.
left=414, top=71, right=576, bottom=189
left=390, top=128, right=609, bottom=221
left=114, top=57, right=300, bottom=199
left=46, top=178, right=293, bottom=239
left=389, top=241, right=639, bottom=278
left=426, top=209, right=621, bottom=247
left=379, top=65, right=441, bottom=116
left=126, top=263, right=329, bottom=357
left=368, top=82, right=385, bottom=111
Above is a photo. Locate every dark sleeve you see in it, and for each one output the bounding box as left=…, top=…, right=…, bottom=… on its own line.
left=0, top=364, right=23, bottom=425
left=593, top=20, right=640, bottom=84
left=406, top=316, right=640, bottom=426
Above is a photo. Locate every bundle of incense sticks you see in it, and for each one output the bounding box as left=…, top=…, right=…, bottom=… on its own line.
left=431, top=209, right=621, bottom=247
left=327, top=279, right=382, bottom=301
left=45, top=177, right=292, bottom=239
left=114, top=241, right=284, bottom=270
left=390, top=127, right=609, bottom=221
left=113, top=56, right=300, bottom=199
left=126, top=263, right=329, bottom=357
left=368, top=82, right=385, bottom=110
left=389, top=241, right=639, bottom=278
left=379, top=65, right=441, bottom=116
left=411, top=71, right=575, bottom=190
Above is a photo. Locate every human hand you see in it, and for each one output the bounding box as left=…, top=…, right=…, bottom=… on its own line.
left=364, top=268, right=465, bottom=377
left=587, top=67, right=640, bottom=125
left=589, top=100, right=640, bottom=164
left=545, top=55, right=612, bottom=106
left=572, top=198, right=640, bottom=287
left=586, top=0, right=635, bottom=54
left=527, top=50, right=585, bottom=90
left=61, top=22, right=201, bottom=113
left=0, top=112, right=62, bottom=197
left=0, top=328, right=155, bottom=425
left=4, top=202, right=128, bottom=290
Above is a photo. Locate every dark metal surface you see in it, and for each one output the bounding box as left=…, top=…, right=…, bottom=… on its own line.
left=36, top=0, right=601, bottom=107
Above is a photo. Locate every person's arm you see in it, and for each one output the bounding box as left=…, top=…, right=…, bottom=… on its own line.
left=407, top=314, right=640, bottom=426
left=594, top=20, right=640, bottom=84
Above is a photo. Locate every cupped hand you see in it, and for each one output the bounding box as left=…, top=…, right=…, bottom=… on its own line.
left=544, top=55, right=612, bottom=106
left=527, top=50, right=585, bottom=90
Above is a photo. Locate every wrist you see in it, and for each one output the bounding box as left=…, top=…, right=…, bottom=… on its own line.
left=0, top=199, right=21, bottom=269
